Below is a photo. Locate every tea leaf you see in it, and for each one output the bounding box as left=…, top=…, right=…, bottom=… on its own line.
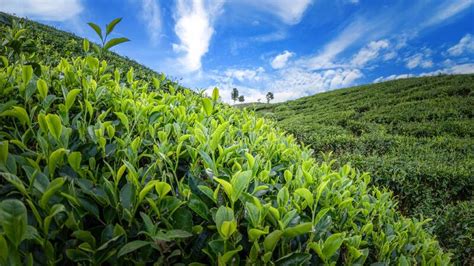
left=0, top=106, right=30, bottom=126
left=104, top=37, right=130, bottom=51
left=322, top=233, right=345, bottom=260
left=0, top=141, right=8, bottom=165
left=0, top=199, right=27, bottom=248
left=117, top=241, right=149, bottom=257
left=65, top=89, right=81, bottom=112
left=202, top=98, right=213, bottom=116
left=37, top=79, right=48, bottom=99
left=68, top=151, right=82, bottom=172
left=40, top=177, right=65, bottom=209
left=106, top=17, right=122, bottom=35
left=45, top=114, right=63, bottom=140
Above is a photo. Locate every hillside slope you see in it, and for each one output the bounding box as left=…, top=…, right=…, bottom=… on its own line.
left=0, top=13, right=451, bottom=265
left=254, top=75, right=474, bottom=262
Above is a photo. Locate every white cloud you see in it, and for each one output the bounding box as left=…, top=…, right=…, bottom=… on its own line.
left=302, top=19, right=377, bottom=70
left=0, top=0, right=83, bottom=21
left=420, top=63, right=474, bottom=76
left=239, top=0, right=313, bottom=25
left=374, top=63, right=474, bottom=83
left=138, top=0, right=162, bottom=44
left=405, top=52, right=433, bottom=69
left=173, top=0, right=224, bottom=72
left=210, top=66, right=363, bottom=104
left=271, top=51, right=294, bottom=69
left=224, top=67, right=266, bottom=82
left=373, top=74, right=413, bottom=83
left=448, top=34, right=474, bottom=56
left=351, top=40, right=389, bottom=66
left=423, top=0, right=472, bottom=27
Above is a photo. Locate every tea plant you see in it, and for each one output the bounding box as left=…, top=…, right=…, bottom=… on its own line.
left=254, top=74, right=474, bottom=263
left=0, top=18, right=451, bottom=265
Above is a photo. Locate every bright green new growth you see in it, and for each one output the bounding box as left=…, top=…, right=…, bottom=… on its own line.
left=0, top=17, right=450, bottom=265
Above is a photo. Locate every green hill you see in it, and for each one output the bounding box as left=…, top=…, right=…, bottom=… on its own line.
left=0, top=13, right=455, bottom=265
left=254, top=75, right=474, bottom=262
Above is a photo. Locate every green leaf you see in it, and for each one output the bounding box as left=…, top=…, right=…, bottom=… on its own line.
left=220, top=220, right=237, bottom=239
left=212, top=87, right=219, bottom=102
left=322, top=233, right=345, bottom=260
left=0, top=199, right=27, bottom=248
left=40, top=177, right=65, bottom=209
left=37, top=79, right=48, bottom=100
left=106, top=18, right=122, bottom=35
left=45, top=114, right=63, bottom=140
left=104, top=37, right=130, bottom=51
left=215, top=206, right=235, bottom=239
left=68, top=151, right=82, bottom=172
left=275, top=252, right=311, bottom=266
left=22, top=65, right=33, bottom=87
left=65, top=89, right=81, bottom=112
left=219, top=245, right=242, bottom=265
left=0, top=141, right=8, bottom=165
left=188, top=196, right=210, bottom=220
left=1, top=172, right=27, bottom=196
left=114, top=112, right=129, bottom=131
left=315, top=180, right=329, bottom=205
left=213, top=177, right=233, bottom=201
left=283, top=222, right=313, bottom=238
left=230, top=170, right=252, bottom=203
left=83, top=38, right=90, bottom=52
left=86, top=56, right=99, bottom=70
left=48, top=148, right=67, bottom=176
left=0, top=235, right=8, bottom=261
left=210, top=122, right=228, bottom=152
left=0, top=106, right=30, bottom=126
left=294, top=188, right=313, bottom=207
left=164, top=229, right=193, bottom=239
left=263, top=230, right=283, bottom=253
left=155, top=181, right=171, bottom=199
left=117, top=240, right=149, bottom=257
left=87, top=22, right=103, bottom=41
left=202, top=98, right=213, bottom=116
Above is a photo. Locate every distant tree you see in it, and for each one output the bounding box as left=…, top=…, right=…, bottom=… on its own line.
left=238, top=95, right=245, bottom=102
left=266, top=92, right=274, bottom=103
left=231, top=88, right=239, bottom=103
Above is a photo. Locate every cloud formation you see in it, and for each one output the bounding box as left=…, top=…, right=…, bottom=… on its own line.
left=239, top=0, right=313, bottom=25
left=173, top=0, right=224, bottom=72
left=0, top=0, right=83, bottom=21
left=271, top=51, right=294, bottom=69
left=139, top=0, right=162, bottom=44
left=448, top=34, right=474, bottom=56
left=351, top=40, right=389, bottom=67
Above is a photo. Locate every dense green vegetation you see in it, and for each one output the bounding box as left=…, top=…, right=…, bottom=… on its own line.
left=254, top=75, right=474, bottom=263
left=0, top=14, right=452, bottom=265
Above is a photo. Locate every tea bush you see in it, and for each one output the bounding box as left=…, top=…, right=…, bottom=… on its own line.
left=0, top=17, right=450, bottom=265
left=254, top=75, right=473, bottom=263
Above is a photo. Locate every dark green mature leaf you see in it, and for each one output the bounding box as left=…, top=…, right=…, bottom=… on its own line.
left=0, top=141, right=8, bottom=165
left=0, top=199, right=27, bottom=248
left=106, top=18, right=122, bottom=36
left=104, top=37, right=130, bottom=51
left=117, top=240, right=149, bottom=257
left=275, top=252, right=311, bottom=266
left=322, top=233, right=345, bottom=259
left=87, top=22, right=103, bottom=41
left=40, top=177, right=65, bottom=209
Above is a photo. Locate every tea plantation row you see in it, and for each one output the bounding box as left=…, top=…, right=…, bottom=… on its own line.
left=254, top=75, right=474, bottom=263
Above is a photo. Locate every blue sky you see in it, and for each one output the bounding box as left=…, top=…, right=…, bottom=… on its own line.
left=2, top=0, right=473, bottom=103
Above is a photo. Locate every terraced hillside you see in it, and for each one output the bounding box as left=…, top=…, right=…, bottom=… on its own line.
left=254, top=75, right=474, bottom=262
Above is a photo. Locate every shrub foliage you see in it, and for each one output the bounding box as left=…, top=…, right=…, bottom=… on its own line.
left=254, top=74, right=474, bottom=263
left=0, top=16, right=451, bottom=265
